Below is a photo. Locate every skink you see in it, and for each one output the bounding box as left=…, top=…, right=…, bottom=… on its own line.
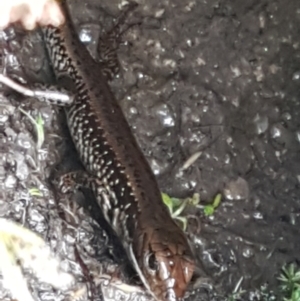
left=41, top=1, right=195, bottom=300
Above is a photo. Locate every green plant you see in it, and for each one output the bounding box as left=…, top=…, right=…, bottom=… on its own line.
left=195, top=193, right=222, bottom=217
left=19, top=108, right=45, bottom=149
left=278, top=263, right=300, bottom=301
left=202, top=193, right=222, bottom=216
left=162, top=192, right=223, bottom=229
left=28, top=188, right=43, bottom=197
left=162, top=192, right=199, bottom=231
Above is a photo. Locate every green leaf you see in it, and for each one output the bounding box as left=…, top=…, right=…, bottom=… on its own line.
left=172, top=199, right=188, bottom=218
left=162, top=193, right=174, bottom=213
left=279, top=263, right=300, bottom=300
left=204, top=205, right=214, bottom=216
left=170, top=197, right=182, bottom=208
left=162, top=192, right=201, bottom=231
left=19, top=108, right=45, bottom=149
left=36, top=114, right=45, bottom=149
left=174, top=216, right=188, bottom=231
left=212, top=193, right=222, bottom=208
left=292, top=290, right=300, bottom=298
left=190, top=193, right=200, bottom=206
left=29, top=188, right=43, bottom=197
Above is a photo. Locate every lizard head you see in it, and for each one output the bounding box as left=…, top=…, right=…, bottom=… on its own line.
left=130, top=226, right=195, bottom=301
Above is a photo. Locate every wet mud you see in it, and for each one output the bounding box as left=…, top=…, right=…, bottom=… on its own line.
left=0, top=0, right=299, bottom=300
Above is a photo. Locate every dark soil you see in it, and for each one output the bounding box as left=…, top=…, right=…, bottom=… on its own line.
left=0, top=0, right=300, bottom=300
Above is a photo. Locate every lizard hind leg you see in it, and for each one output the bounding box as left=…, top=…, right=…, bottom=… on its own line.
left=56, top=170, right=94, bottom=194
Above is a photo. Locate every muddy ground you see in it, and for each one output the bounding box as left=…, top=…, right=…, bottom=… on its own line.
left=0, top=0, right=300, bottom=300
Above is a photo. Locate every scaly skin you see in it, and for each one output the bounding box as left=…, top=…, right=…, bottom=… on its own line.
left=42, top=1, right=195, bottom=300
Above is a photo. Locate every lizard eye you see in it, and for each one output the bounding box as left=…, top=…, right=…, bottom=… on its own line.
left=145, top=252, right=158, bottom=274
